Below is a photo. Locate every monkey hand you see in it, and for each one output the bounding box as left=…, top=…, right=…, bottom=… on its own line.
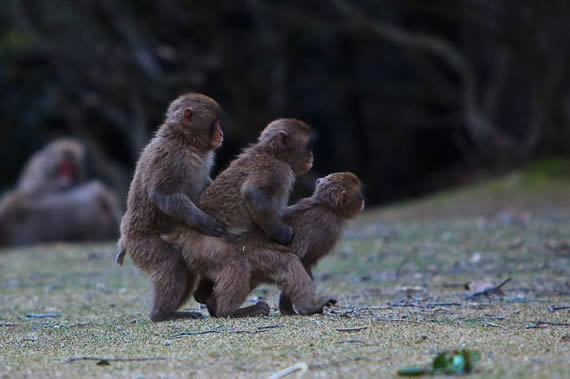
left=270, top=224, right=294, bottom=245
left=195, top=214, right=226, bottom=237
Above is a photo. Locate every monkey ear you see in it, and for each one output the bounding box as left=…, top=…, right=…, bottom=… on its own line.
left=277, top=131, right=288, bottom=149
left=339, top=191, right=348, bottom=208
left=182, top=108, right=193, bottom=127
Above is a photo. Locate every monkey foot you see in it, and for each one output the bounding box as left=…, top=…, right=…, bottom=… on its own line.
left=225, top=301, right=270, bottom=318
left=155, top=311, right=204, bottom=321
left=253, top=301, right=271, bottom=316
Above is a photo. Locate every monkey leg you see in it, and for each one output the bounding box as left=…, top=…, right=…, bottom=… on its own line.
left=264, top=253, right=334, bottom=316
left=128, top=234, right=201, bottom=321
left=278, top=293, right=295, bottom=315
left=193, top=278, right=214, bottom=304
left=278, top=265, right=312, bottom=315
left=207, top=261, right=269, bottom=318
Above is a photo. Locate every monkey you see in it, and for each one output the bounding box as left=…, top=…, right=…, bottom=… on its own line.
left=274, top=172, right=365, bottom=314
left=16, top=138, right=87, bottom=196
left=0, top=181, right=121, bottom=247
left=165, top=226, right=336, bottom=318
left=118, top=93, right=226, bottom=321
left=199, top=118, right=315, bottom=244
left=191, top=172, right=364, bottom=315
left=163, top=119, right=333, bottom=318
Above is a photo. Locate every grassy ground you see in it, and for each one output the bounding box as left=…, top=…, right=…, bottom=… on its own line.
left=1, top=162, right=569, bottom=378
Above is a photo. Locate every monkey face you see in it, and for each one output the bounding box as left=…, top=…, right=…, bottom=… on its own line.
left=168, top=93, right=223, bottom=152
left=55, top=157, right=77, bottom=189
left=289, top=133, right=315, bottom=175
left=315, top=172, right=364, bottom=218
left=209, top=118, right=224, bottom=149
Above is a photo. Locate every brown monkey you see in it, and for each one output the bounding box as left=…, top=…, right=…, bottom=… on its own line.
left=17, top=138, right=87, bottom=196
left=164, top=119, right=332, bottom=317
left=275, top=172, right=364, bottom=314
left=199, top=118, right=314, bottom=244
left=118, top=93, right=225, bottom=321
left=0, top=181, right=121, bottom=247
left=192, top=172, right=364, bottom=315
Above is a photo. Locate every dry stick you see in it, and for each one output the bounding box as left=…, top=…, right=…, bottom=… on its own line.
left=548, top=305, right=570, bottom=312
left=171, top=330, right=220, bottom=338
left=376, top=318, right=426, bottom=325
left=466, top=278, right=512, bottom=299
left=26, top=313, right=58, bottom=319
left=426, top=302, right=462, bottom=308
left=171, top=327, right=274, bottom=338
left=67, top=356, right=167, bottom=363
left=336, top=326, right=368, bottom=332
left=537, top=321, right=570, bottom=327
left=268, top=362, right=308, bottom=379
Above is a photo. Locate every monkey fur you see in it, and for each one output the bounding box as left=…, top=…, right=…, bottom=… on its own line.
left=0, top=181, right=121, bottom=247
left=192, top=172, right=364, bottom=315
left=118, top=93, right=225, bottom=321
left=17, top=138, right=87, bottom=196
left=164, top=119, right=334, bottom=318
left=199, top=118, right=314, bottom=245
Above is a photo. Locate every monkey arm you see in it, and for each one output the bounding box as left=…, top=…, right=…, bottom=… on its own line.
left=150, top=189, right=223, bottom=235
left=241, top=175, right=293, bottom=244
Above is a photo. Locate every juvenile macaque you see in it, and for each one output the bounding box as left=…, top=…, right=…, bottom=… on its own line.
left=164, top=119, right=333, bottom=318
left=276, top=172, right=364, bottom=314
left=199, top=118, right=315, bottom=244
left=17, top=138, right=87, bottom=196
left=0, top=181, right=121, bottom=247
left=193, top=172, right=364, bottom=315
left=118, top=93, right=225, bottom=321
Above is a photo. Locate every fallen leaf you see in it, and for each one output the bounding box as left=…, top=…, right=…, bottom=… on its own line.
left=465, top=279, right=504, bottom=296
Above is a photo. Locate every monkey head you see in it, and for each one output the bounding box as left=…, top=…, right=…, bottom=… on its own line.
left=314, top=172, right=365, bottom=218
left=21, top=138, right=87, bottom=193
left=164, top=93, right=224, bottom=152
left=54, top=144, right=84, bottom=189
left=259, top=118, right=314, bottom=175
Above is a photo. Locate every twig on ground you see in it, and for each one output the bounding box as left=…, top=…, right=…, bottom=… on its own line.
left=229, top=329, right=271, bottom=335
left=548, top=305, right=570, bottom=312
left=425, top=302, right=462, bottom=308
left=257, top=324, right=281, bottom=330
left=0, top=322, right=18, bottom=327
left=335, top=339, right=365, bottom=344
left=26, top=313, right=58, bottom=319
left=67, top=356, right=167, bottom=363
left=171, top=326, right=276, bottom=338
left=268, top=362, right=308, bottom=379
left=484, top=322, right=506, bottom=329
left=376, top=318, right=427, bottom=324
left=466, top=278, right=512, bottom=299
left=536, top=321, right=570, bottom=327
left=171, top=330, right=221, bottom=338
left=336, top=326, right=368, bottom=332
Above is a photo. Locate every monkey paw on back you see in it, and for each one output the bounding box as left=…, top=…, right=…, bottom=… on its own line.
left=269, top=223, right=294, bottom=245
left=194, top=212, right=225, bottom=237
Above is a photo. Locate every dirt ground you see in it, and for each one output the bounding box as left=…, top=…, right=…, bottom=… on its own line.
left=1, top=167, right=569, bottom=378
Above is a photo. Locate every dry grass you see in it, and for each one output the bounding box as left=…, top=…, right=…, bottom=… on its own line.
left=1, top=165, right=569, bottom=378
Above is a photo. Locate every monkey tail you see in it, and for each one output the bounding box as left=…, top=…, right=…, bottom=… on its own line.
left=115, top=237, right=126, bottom=265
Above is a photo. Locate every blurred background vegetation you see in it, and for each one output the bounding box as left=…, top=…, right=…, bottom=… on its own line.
left=1, top=0, right=569, bottom=206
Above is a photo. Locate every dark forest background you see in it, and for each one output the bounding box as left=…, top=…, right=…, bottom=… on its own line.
left=1, top=0, right=569, bottom=206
